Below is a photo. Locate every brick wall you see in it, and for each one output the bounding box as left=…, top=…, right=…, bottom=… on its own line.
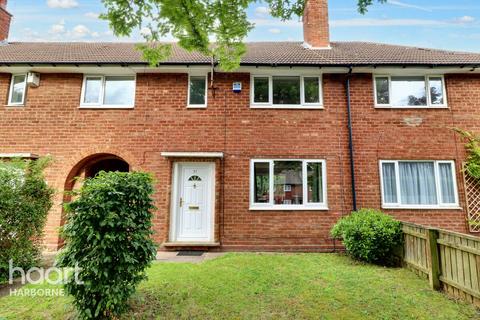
left=0, top=71, right=473, bottom=252
left=350, top=74, right=470, bottom=232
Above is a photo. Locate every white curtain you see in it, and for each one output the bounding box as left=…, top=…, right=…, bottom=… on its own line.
left=399, top=162, right=437, bottom=205
left=439, top=163, right=455, bottom=203
left=382, top=163, right=397, bottom=203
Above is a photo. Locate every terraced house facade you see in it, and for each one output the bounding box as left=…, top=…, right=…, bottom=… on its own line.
left=0, top=0, right=478, bottom=252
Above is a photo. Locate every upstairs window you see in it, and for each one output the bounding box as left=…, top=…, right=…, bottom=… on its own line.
left=188, top=75, right=207, bottom=108
left=250, top=159, right=327, bottom=210
left=8, top=74, right=27, bottom=106
left=380, top=160, right=458, bottom=209
left=81, top=75, right=135, bottom=108
left=374, top=75, right=446, bottom=108
left=251, top=75, right=323, bottom=108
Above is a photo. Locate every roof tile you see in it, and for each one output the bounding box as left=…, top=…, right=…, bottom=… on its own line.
left=0, top=41, right=478, bottom=66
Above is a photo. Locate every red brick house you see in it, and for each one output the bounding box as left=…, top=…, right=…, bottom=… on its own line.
left=0, top=0, right=478, bottom=252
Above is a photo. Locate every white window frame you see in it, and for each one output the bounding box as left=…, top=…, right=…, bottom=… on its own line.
left=250, top=159, right=328, bottom=211
left=379, top=160, right=459, bottom=209
left=187, top=74, right=208, bottom=108
left=250, top=75, right=323, bottom=109
left=8, top=74, right=28, bottom=106
left=373, top=75, right=448, bottom=108
left=80, top=75, right=136, bottom=109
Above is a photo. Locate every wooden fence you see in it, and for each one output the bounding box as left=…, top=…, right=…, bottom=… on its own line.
left=403, top=223, right=480, bottom=307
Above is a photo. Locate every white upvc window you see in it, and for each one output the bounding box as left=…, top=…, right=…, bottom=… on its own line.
left=374, top=75, right=447, bottom=108
left=8, top=74, right=27, bottom=106
left=250, top=159, right=328, bottom=210
left=80, top=75, right=136, bottom=108
left=250, top=75, right=323, bottom=109
left=379, top=160, right=459, bottom=209
left=187, top=74, right=208, bottom=108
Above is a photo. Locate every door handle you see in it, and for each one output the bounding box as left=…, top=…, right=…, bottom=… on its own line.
left=179, top=197, right=184, bottom=207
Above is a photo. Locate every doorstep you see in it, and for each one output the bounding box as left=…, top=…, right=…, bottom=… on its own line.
left=162, top=242, right=221, bottom=248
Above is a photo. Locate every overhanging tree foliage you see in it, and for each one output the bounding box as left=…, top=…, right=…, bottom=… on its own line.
left=101, top=0, right=387, bottom=71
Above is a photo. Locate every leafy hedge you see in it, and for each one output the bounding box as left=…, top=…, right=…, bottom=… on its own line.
left=0, top=158, right=54, bottom=284
left=57, top=171, right=157, bottom=319
left=331, top=209, right=403, bottom=266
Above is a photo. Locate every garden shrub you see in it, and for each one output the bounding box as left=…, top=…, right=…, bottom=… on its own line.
left=57, top=171, right=157, bottom=320
left=0, top=158, right=54, bottom=284
left=331, top=208, right=403, bottom=266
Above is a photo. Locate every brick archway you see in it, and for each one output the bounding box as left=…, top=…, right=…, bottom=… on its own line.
left=58, top=153, right=130, bottom=248
left=63, top=153, right=130, bottom=193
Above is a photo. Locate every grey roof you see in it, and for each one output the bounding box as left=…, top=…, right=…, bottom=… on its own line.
left=0, top=41, right=479, bottom=66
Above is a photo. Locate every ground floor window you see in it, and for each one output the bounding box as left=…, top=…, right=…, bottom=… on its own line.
left=250, top=159, right=327, bottom=210
left=380, top=160, right=458, bottom=209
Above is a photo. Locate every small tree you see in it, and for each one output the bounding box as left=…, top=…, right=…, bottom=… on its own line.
left=331, top=209, right=403, bottom=266
left=0, top=158, right=54, bottom=284
left=57, top=171, right=157, bottom=319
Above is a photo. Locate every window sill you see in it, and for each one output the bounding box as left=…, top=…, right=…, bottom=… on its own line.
left=5, top=104, right=25, bottom=107
left=187, top=105, right=207, bottom=109
left=250, top=105, right=324, bottom=110
left=375, top=105, right=448, bottom=109
left=79, top=105, right=135, bottom=109
left=382, top=205, right=462, bottom=210
left=250, top=206, right=329, bottom=211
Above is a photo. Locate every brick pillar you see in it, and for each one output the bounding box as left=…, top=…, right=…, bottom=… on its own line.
left=303, top=0, right=330, bottom=49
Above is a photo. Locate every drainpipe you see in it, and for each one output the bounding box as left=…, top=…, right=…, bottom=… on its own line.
left=346, top=67, right=357, bottom=212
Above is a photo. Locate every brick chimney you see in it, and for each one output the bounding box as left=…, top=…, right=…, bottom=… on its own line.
left=303, top=0, right=330, bottom=49
left=0, top=0, right=11, bottom=42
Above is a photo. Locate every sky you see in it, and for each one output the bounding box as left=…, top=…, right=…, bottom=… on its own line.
left=7, top=0, right=480, bottom=52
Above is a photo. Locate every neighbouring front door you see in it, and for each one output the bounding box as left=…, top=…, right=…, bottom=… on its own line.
left=172, top=163, right=215, bottom=242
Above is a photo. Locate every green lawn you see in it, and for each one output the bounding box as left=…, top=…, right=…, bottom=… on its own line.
left=0, top=253, right=478, bottom=320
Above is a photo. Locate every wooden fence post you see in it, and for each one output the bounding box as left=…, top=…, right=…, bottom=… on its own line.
left=427, top=228, right=441, bottom=290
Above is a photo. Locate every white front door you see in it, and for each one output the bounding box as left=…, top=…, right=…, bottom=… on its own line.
left=172, top=163, right=215, bottom=242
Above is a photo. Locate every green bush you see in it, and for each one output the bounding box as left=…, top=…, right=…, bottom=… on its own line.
left=331, top=209, right=403, bottom=266
left=57, top=171, right=157, bottom=320
left=0, top=158, right=54, bottom=284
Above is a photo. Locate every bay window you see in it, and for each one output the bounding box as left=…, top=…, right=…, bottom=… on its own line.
left=81, top=75, right=136, bottom=108
left=380, top=160, right=458, bottom=208
left=251, top=75, right=323, bottom=108
left=250, top=159, right=327, bottom=210
left=374, top=75, right=446, bottom=108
